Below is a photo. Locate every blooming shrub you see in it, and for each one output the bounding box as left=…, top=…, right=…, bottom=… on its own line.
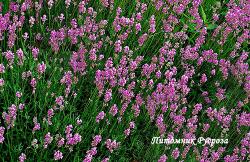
left=0, top=0, right=249, bottom=161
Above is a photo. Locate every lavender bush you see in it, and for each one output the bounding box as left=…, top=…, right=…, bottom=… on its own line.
left=0, top=0, right=249, bottom=161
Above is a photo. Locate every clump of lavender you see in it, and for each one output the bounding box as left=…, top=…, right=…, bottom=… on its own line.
left=0, top=0, right=249, bottom=161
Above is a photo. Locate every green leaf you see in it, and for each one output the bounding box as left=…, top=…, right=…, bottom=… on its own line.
left=200, top=6, right=207, bottom=24
left=187, top=22, right=196, bottom=31
left=206, top=24, right=218, bottom=30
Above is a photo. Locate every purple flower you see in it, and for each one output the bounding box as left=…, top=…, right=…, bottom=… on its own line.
left=101, top=157, right=110, bottom=162
left=43, top=132, right=53, bottom=148
left=0, top=64, right=5, bottom=73
left=57, top=138, right=65, bottom=147
left=96, top=111, right=105, bottom=123
left=0, top=78, right=5, bottom=87
left=19, top=153, right=26, bottom=162
left=172, top=148, right=180, bottom=160
left=54, top=150, right=63, bottom=160
left=104, top=89, right=112, bottom=102
left=31, top=47, right=39, bottom=60
left=158, top=154, right=167, bottom=162
left=55, top=96, right=64, bottom=106
left=105, top=139, right=120, bottom=153
left=0, top=126, right=5, bottom=143
left=37, top=62, right=46, bottom=74
left=91, top=135, right=102, bottom=147
left=109, top=104, right=118, bottom=116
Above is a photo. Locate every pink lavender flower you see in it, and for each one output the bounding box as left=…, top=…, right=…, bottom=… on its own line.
left=19, top=103, right=25, bottom=110
left=3, top=50, right=14, bottom=65
left=86, top=147, right=98, bottom=157
left=192, top=103, right=202, bottom=115
left=129, top=121, right=135, bottom=129
left=104, top=89, right=112, bottom=102
left=237, top=112, right=250, bottom=127
left=82, top=155, right=92, bottom=162
left=158, top=154, right=167, bottom=162
left=149, top=15, right=156, bottom=33
left=48, top=0, right=54, bottom=9
left=0, top=126, right=5, bottom=143
left=41, top=15, right=47, bottom=23
left=138, top=33, right=148, bottom=46
left=19, top=153, right=26, bottom=162
left=83, top=147, right=98, bottom=162
left=124, top=128, right=130, bottom=137
left=47, top=108, right=54, bottom=125
left=105, top=139, right=120, bottom=153
left=2, top=104, right=17, bottom=129
left=172, top=148, right=180, bottom=160
left=109, top=104, right=118, bottom=116
left=57, top=138, right=65, bottom=147
left=37, top=62, right=46, bottom=74
left=114, top=40, right=122, bottom=53
left=135, top=23, right=141, bottom=32
left=22, top=32, right=29, bottom=40
left=202, top=123, right=210, bottom=132
left=101, top=157, right=110, bottom=162
left=16, top=91, right=22, bottom=98
left=156, top=114, right=166, bottom=135
left=44, top=132, right=53, bottom=148
left=29, top=16, right=35, bottom=27
left=200, top=73, right=207, bottom=84
left=78, top=1, right=86, bottom=13
left=124, top=46, right=130, bottom=54
left=30, top=78, right=37, bottom=88
left=216, top=88, right=226, bottom=101
left=55, top=96, right=64, bottom=106
left=0, top=78, right=5, bottom=87
left=96, top=111, right=105, bottom=123
left=54, top=150, right=63, bottom=160
left=141, top=3, right=147, bottom=13
left=77, top=119, right=82, bottom=125
left=32, top=47, right=39, bottom=60
left=136, top=12, right=142, bottom=20
left=60, top=71, right=73, bottom=87
left=65, top=125, right=73, bottom=136
left=91, top=135, right=102, bottom=147
left=0, top=64, right=5, bottom=73
left=65, top=0, right=71, bottom=8
left=65, top=125, right=82, bottom=146
left=32, top=121, right=40, bottom=133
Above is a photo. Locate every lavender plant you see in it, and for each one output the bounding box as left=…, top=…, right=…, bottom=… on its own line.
left=0, top=0, right=249, bottom=161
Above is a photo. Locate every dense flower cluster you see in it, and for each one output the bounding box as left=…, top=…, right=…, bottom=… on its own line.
left=0, top=0, right=249, bottom=161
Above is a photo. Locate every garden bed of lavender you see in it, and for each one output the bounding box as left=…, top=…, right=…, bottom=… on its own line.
left=0, top=0, right=249, bottom=161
